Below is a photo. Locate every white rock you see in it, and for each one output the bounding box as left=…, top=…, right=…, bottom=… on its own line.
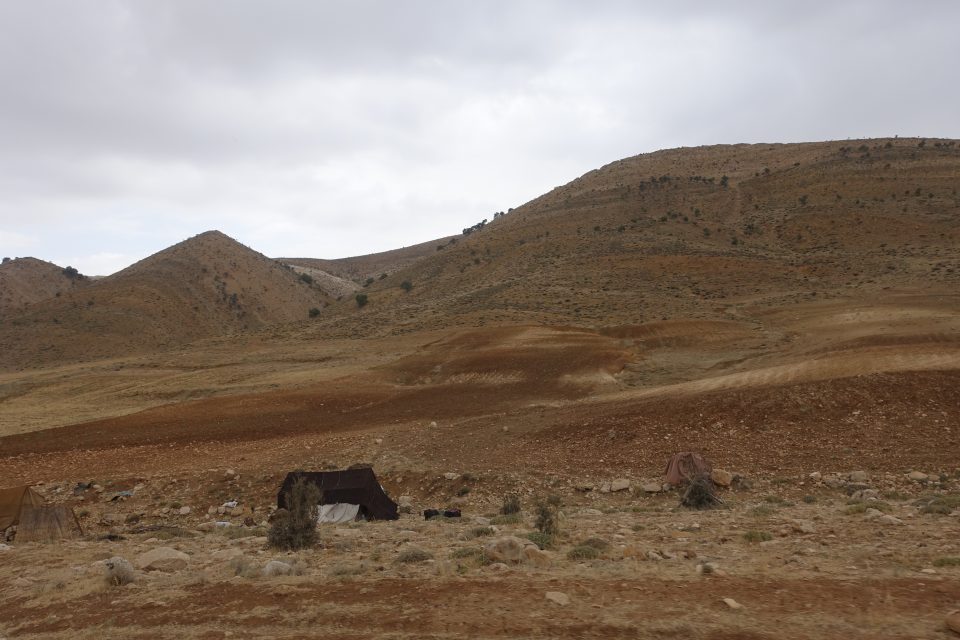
left=610, top=478, right=631, bottom=492
left=722, top=597, right=744, bottom=610
left=374, top=438, right=383, bottom=445
left=641, top=482, right=662, bottom=493
left=848, top=471, right=868, bottom=483
left=908, top=471, right=929, bottom=482
left=599, top=482, right=611, bottom=493
left=545, top=591, right=570, bottom=606
left=262, top=560, right=293, bottom=577
left=136, top=547, right=190, bottom=572
left=808, top=472, right=822, bottom=482
left=178, top=506, right=191, bottom=516
left=877, top=515, right=903, bottom=525
left=443, top=472, right=460, bottom=481
left=0, top=543, right=11, bottom=552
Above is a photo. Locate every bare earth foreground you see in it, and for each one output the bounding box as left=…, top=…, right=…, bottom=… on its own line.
left=1, top=140, right=959, bottom=638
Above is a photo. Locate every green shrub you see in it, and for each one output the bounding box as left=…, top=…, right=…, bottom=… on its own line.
left=456, top=486, right=470, bottom=497
left=567, top=545, right=601, bottom=560
left=743, top=530, right=772, bottom=543
left=802, top=495, right=817, bottom=504
left=845, top=500, right=891, bottom=514
left=308, top=307, right=321, bottom=318
left=397, top=548, right=433, bottom=563
left=580, top=537, right=610, bottom=551
left=933, top=557, right=960, bottom=567
left=355, top=293, right=368, bottom=308
left=526, top=531, right=554, bottom=549
left=268, top=478, right=320, bottom=550
left=299, top=273, right=314, bottom=285
left=451, top=547, right=484, bottom=560
left=400, top=280, right=413, bottom=292
left=490, top=513, right=521, bottom=525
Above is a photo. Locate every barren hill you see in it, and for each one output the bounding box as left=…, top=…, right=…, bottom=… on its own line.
left=0, top=231, right=330, bottom=368
left=0, top=257, right=90, bottom=314
left=322, top=138, right=959, bottom=335
left=282, top=234, right=457, bottom=284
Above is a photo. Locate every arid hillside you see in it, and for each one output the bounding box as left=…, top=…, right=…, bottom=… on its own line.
left=282, top=233, right=457, bottom=284
left=0, top=231, right=330, bottom=369
left=325, top=138, right=959, bottom=336
left=0, top=257, right=90, bottom=314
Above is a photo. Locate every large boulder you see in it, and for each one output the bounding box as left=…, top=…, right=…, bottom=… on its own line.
left=710, top=469, right=733, bottom=487
left=136, top=547, right=190, bottom=572
left=483, top=536, right=539, bottom=565
left=262, top=560, right=293, bottom=577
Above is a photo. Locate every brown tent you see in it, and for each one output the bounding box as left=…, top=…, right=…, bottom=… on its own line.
left=16, top=506, right=83, bottom=543
left=664, top=452, right=712, bottom=486
left=0, top=485, right=46, bottom=530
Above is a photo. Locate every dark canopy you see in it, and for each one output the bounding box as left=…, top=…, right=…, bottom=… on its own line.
left=277, top=468, right=398, bottom=521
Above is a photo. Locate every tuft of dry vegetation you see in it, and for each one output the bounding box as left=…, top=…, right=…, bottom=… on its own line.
left=268, top=478, right=320, bottom=550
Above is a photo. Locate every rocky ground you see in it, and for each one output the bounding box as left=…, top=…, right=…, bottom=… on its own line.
left=2, top=466, right=959, bottom=639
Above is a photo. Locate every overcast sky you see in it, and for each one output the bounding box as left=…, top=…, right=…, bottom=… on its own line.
left=1, top=1, right=958, bottom=275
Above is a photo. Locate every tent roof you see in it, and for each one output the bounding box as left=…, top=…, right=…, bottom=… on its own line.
left=0, top=485, right=46, bottom=530
left=277, top=468, right=398, bottom=520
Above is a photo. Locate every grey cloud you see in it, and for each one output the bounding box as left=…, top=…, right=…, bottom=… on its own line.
left=1, top=1, right=958, bottom=273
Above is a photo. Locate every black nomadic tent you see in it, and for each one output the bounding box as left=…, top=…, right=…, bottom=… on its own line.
left=277, top=468, right=399, bottom=521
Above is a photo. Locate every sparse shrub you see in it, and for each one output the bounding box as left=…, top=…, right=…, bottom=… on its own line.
left=580, top=537, right=610, bottom=551
left=364, top=277, right=374, bottom=287
left=526, top=531, right=555, bottom=549
left=567, top=545, right=601, bottom=560
left=308, top=307, right=321, bottom=318
left=62, top=266, right=80, bottom=279
left=933, top=557, right=960, bottom=567
left=467, top=526, right=494, bottom=538
left=451, top=547, right=485, bottom=560
left=534, top=495, right=562, bottom=536
left=681, top=474, right=722, bottom=510
left=743, top=530, right=772, bottom=543
left=268, top=478, right=320, bottom=550
left=803, top=495, right=817, bottom=504
left=379, top=273, right=388, bottom=280
left=298, top=273, right=314, bottom=285
left=719, top=175, right=729, bottom=187
left=916, top=494, right=960, bottom=515
left=221, top=526, right=267, bottom=540
left=491, top=513, right=521, bottom=526
left=103, top=557, right=136, bottom=587
left=355, top=293, right=368, bottom=308
left=456, top=486, right=470, bottom=497
left=397, top=548, right=433, bottom=563
left=845, top=500, right=891, bottom=514
left=400, top=280, right=413, bottom=292
left=501, top=494, right=521, bottom=515
left=798, top=195, right=808, bottom=205
left=750, top=505, right=776, bottom=517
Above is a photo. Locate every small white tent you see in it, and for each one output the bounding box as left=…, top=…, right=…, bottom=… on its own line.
left=316, top=503, right=360, bottom=524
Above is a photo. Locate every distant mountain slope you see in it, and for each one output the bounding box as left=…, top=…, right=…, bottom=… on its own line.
left=0, top=257, right=90, bottom=314
left=319, top=138, right=960, bottom=336
left=0, top=231, right=330, bottom=368
left=282, top=234, right=457, bottom=284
